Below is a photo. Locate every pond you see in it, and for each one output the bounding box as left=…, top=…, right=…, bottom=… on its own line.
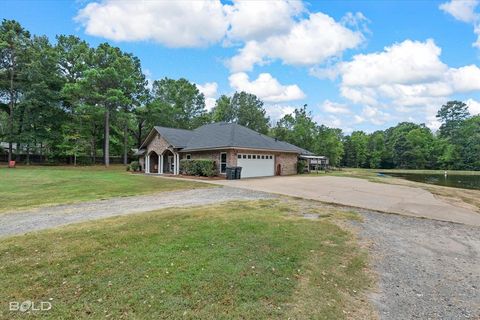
left=378, top=172, right=480, bottom=190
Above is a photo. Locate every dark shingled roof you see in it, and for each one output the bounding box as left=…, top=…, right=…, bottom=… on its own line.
left=154, top=126, right=194, bottom=148
left=181, top=122, right=312, bottom=154
left=143, top=122, right=313, bottom=155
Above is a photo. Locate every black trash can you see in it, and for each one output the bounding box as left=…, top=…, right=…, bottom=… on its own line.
left=226, top=167, right=236, bottom=180
left=235, top=167, right=242, bottom=179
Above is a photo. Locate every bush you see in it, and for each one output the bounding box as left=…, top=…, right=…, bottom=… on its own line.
left=180, top=159, right=217, bottom=177
left=297, top=159, right=307, bottom=174
left=130, top=161, right=141, bottom=172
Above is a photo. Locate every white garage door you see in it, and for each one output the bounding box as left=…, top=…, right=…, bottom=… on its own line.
left=237, top=153, right=275, bottom=178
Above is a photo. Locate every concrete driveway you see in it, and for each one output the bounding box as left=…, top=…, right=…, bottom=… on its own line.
left=210, top=176, right=480, bottom=226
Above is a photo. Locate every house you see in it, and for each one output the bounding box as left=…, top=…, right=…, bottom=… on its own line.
left=137, top=122, right=319, bottom=178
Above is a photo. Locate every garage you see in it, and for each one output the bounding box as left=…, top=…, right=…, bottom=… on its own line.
left=237, top=153, right=275, bottom=178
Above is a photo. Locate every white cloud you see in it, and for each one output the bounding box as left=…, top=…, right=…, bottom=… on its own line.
left=77, top=1, right=366, bottom=73
left=440, top=0, right=480, bottom=47
left=315, top=38, right=480, bottom=130
left=225, top=0, right=304, bottom=42
left=264, top=104, right=296, bottom=123
left=76, top=0, right=228, bottom=47
left=196, top=82, right=218, bottom=111
left=339, top=39, right=448, bottom=87
left=440, top=0, right=478, bottom=23
left=316, top=39, right=480, bottom=129
left=321, top=100, right=352, bottom=114
left=466, top=98, right=480, bottom=114
left=228, top=72, right=305, bottom=103
left=228, top=12, right=365, bottom=72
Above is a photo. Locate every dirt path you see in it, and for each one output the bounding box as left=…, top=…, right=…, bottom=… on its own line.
left=0, top=187, right=274, bottom=237
left=208, top=176, right=480, bottom=226
left=352, top=210, right=480, bottom=319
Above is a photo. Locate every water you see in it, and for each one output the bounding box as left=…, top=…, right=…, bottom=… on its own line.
left=379, top=172, right=480, bottom=190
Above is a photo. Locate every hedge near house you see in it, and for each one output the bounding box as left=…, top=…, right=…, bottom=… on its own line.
left=180, top=159, right=217, bottom=177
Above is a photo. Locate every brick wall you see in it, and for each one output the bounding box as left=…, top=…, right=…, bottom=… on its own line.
left=147, top=134, right=171, bottom=156
left=181, top=148, right=299, bottom=176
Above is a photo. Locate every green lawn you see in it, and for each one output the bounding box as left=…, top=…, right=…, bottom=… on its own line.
left=0, top=165, right=209, bottom=213
left=0, top=200, right=373, bottom=319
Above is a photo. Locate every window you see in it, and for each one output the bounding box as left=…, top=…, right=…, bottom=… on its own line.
left=220, top=152, right=227, bottom=174
left=269, top=155, right=273, bottom=159
left=243, top=155, right=247, bottom=159
left=237, top=154, right=241, bottom=159
left=248, top=155, right=251, bottom=159
left=186, top=154, right=191, bottom=160
left=253, top=155, right=256, bottom=159
left=261, top=155, right=265, bottom=159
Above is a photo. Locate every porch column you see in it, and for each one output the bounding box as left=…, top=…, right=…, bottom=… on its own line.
left=175, top=153, right=180, bottom=175
left=159, top=153, right=163, bottom=174
left=145, top=154, right=150, bottom=173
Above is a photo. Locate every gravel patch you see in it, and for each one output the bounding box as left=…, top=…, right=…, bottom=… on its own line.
left=0, top=187, right=274, bottom=237
left=352, top=211, right=480, bottom=319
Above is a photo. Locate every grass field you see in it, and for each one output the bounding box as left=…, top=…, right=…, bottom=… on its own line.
left=0, top=200, right=372, bottom=319
left=0, top=165, right=209, bottom=213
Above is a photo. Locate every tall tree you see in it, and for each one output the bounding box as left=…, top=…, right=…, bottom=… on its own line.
left=150, top=78, right=207, bottom=130
left=0, top=20, right=30, bottom=163
left=20, top=35, right=64, bottom=164
left=436, top=100, right=470, bottom=139
left=73, top=43, right=146, bottom=166
left=210, top=91, right=270, bottom=134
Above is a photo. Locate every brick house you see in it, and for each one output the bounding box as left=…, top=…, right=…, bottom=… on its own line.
left=137, top=122, right=313, bottom=178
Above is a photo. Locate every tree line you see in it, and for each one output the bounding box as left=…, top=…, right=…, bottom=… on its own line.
left=1, top=20, right=479, bottom=170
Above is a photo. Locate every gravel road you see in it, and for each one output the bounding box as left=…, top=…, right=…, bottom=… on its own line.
left=352, top=211, right=480, bottom=319
left=0, top=187, right=274, bottom=237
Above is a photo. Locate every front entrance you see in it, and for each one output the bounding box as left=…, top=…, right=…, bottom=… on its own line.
left=149, top=152, right=159, bottom=174
left=162, top=150, right=175, bottom=174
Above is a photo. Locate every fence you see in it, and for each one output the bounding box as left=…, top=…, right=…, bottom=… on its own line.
left=0, top=153, right=133, bottom=165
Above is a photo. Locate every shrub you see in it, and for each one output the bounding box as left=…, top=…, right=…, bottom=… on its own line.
left=180, top=159, right=217, bottom=177
left=130, top=161, right=141, bottom=172
left=297, top=159, right=307, bottom=174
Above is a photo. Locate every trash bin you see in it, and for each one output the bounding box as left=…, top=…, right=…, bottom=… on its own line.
left=226, top=167, right=236, bottom=180
left=235, top=167, right=242, bottom=179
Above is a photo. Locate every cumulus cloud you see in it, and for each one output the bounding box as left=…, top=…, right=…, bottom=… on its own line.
left=466, top=98, right=480, bottom=114
left=321, top=100, right=352, bottom=114
left=440, top=0, right=480, bottom=47
left=76, top=1, right=228, bottom=47
left=264, top=104, right=296, bottom=124
left=228, top=12, right=365, bottom=72
left=316, top=39, right=480, bottom=129
left=440, top=0, right=478, bottom=23
left=225, top=0, right=304, bottom=42
left=196, top=82, right=218, bottom=111
left=228, top=72, right=305, bottom=103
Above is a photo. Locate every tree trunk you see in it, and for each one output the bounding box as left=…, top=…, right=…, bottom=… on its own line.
left=26, top=144, right=30, bottom=165
left=91, top=124, right=97, bottom=164
left=137, top=120, right=143, bottom=148
left=8, top=59, right=15, bottom=163
left=104, top=107, right=110, bottom=167
left=123, top=122, right=128, bottom=165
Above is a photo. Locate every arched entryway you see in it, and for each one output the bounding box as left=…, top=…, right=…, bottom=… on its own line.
left=149, top=151, right=159, bottom=174
left=162, top=150, right=175, bottom=174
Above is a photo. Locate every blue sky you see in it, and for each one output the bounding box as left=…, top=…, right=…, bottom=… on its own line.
left=3, top=0, right=480, bottom=133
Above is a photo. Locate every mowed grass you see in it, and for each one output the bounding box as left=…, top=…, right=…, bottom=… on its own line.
left=0, top=200, right=372, bottom=319
left=0, top=165, right=209, bottom=213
